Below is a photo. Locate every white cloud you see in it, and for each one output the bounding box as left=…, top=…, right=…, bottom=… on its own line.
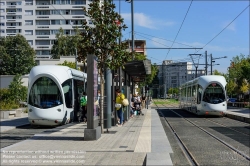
left=121, top=12, right=175, bottom=29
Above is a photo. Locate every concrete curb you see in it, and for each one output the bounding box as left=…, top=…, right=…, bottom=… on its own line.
left=146, top=108, right=173, bottom=166
left=224, top=113, right=250, bottom=124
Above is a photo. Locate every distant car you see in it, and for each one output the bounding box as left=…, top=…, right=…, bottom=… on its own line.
left=228, top=98, right=237, bottom=102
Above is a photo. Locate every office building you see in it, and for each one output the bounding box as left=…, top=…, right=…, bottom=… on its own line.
left=158, top=60, right=205, bottom=98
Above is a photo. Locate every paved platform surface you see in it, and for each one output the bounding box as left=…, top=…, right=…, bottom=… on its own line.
left=0, top=108, right=173, bottom=166
left=0, top=102, right=249, bottom=165
left=0, top=113, right=29, bottom=133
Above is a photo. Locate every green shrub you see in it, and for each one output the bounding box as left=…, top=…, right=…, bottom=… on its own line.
left=0, top=74, right=27, bottom=110
left=8, top=74, right=28, bottom=102
left=0, top=88, right=10, bottom=101
left=0, top=99, right=19, bottom=110
left=23, top=108, right=28, bottom=113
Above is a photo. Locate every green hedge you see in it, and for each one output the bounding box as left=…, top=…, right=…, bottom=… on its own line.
left=0, top=75, right=27, bottom=110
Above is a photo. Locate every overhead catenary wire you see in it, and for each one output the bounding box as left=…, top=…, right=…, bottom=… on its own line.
left=164, top=0, right=193, bottom=60
left=135, top=31, right=196, bottom=48
left=194, top=4, right=250, bottom=53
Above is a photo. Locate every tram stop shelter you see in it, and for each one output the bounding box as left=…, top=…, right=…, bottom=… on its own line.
left=123, top=59, right=151, bottom=83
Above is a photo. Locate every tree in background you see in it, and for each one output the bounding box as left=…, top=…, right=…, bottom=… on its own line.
left=134, top=52, right=146, bottom=61
left=240, top=79, right=249, bottom=97
left=58, top=60, right=78, bottom=70
left=51, top=27, right=82, bottom=59
left=8, top=74, right=27, bottom=102
left=228, top=54, right=249, bottom=99
left=0, top=34, right=36, bottom=75
left=77, top=0, right=132, bottom=132
left=0, top=74, right=27, bottom=110
left=167, top=87, right=179, bottom=97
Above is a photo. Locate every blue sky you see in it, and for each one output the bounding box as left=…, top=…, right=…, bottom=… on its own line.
left=113, top=0, right=249, bottom=74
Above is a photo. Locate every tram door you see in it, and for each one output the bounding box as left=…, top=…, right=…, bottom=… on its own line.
left=73, top=79, right=85, bottom=122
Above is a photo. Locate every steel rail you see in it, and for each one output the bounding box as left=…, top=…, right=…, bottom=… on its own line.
left=153, top=100, right=199, bottom=166
left=169, top=109, right=250, bottom=161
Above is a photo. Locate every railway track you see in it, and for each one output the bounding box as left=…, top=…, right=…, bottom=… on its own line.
left=0, top=125, right=55, bottom=149
left=153, top=99, right=250, bottom=165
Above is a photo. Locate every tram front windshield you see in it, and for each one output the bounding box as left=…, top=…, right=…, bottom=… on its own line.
left=28, top=77, right=63, bottom=109
left=202, top=83, right=225, bottom=104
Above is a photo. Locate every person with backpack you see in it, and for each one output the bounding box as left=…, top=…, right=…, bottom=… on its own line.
left=80, top=92, right=87, bottom=123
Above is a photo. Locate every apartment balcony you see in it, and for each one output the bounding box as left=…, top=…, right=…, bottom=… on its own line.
left=36, top=2, right=50, bottom=5
left=36, top=45, right=51, bottom=49
left=36, top=25, right=50, bottom=29
left=36, top=36, right=50, bottom=39
left=25, top=2, right=33, bottom=5
left=6, top=12, right=17, bottom=14
left=6, top=6, right=17, bottom=8
left=37, top=6, right=49, bottom=9
left=36, top=16, right=49, bottom=19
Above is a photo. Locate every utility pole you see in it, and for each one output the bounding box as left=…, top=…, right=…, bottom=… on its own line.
left=205, top=51, right=207, bottom=75
left=125, top=0, right=134, bottom=60
left=131, top=0, right=134, bottom=60
left=75, top=48, right=77, bottom=69
left=189, top=54, right=201, bottom=78
left=210, top=55, right=227, bottom=75
left=210, top=54, right=213, bottom=75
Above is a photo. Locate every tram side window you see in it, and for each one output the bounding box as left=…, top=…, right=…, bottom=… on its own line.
left=197, top=85, right=203, bottom=104
left=187, top=86, right=191, bottom=98
left=192, top=85, right=196, bottom=100
left=62, top=79, right=73, bottom=108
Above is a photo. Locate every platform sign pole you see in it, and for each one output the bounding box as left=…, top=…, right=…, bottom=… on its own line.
left=84, top=54, right=101, bottom=140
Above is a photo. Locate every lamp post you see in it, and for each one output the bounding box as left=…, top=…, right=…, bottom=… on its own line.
left=210, top=54, right=227, bottom=74
left=75, top=48, right=77, bottom=69
left=125, top=0, right=134, bottom=60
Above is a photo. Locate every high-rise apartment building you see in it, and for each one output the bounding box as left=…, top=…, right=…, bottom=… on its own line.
left=0, top=0, right=93, bottom=58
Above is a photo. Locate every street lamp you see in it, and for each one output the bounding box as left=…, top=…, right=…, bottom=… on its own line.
left=210, top=54, right=227, bottom=75
left=125, top=0, right=134, bottom=60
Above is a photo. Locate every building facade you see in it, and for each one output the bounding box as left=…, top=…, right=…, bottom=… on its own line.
left=123, top=39, right=147, bottom=56
left=0, top=0, right=92, bottom=58
left=158, top=60, right=205, bottom=98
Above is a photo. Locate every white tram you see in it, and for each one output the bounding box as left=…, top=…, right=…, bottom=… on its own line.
left=27, top=65, right=87, bottom=126
left=179, top=75, right=227, bottom=116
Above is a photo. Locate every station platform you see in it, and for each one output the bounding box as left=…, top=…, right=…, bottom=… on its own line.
left=0, top=113, right=29, bottom=133
left=224, top=106, right=250, bottom=123
left=0, top=103, right=249, bottom=165
left=0, top=107, right=173, bottom=166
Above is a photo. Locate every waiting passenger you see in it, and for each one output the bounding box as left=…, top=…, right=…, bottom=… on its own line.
left=80, top=92, right=87, bottom=123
